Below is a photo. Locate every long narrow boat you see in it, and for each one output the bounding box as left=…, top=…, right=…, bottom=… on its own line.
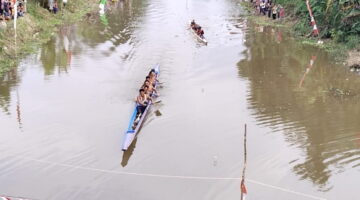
left=190, top=22, right=208, bottom=45
left=122, top=64, right=160, bottom=151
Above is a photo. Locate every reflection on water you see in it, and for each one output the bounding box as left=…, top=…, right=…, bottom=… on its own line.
left=238, top=23, right=360, bottom=189
left=0, top=68, right=23, bottom=131
left=0, top=69, right=19, bottom=115
left=298, top=56, right=316, bottom=88
left=80, top=0, right=144, bottom=50
left=99, top=13, right=109, bottom=27
left=39, top=24, right=80, bottom=76
left=40, top=36, right=69, bottom=76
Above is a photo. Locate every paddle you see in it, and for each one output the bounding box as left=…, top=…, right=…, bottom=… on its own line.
left=153, top=100, right=162, bottom=104
left=152, top=100, right=162, bottom=116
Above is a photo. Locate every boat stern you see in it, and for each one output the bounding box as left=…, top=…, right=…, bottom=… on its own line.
left=122, top=131, right=135, bottom=151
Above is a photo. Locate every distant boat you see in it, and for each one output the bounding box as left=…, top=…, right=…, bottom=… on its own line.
left=122, top=64, right=160, bottom=151
left=190, top=21, right=208, bottom=45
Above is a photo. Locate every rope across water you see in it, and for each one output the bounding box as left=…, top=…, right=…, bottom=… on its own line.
left=1, top=155, right=327, bottom=200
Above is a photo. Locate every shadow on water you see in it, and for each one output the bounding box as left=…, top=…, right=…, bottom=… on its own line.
left=121, top=138, right=138, bottom=167
left=237, top=22, right=360, bottom=190
left=121, top=106, right=162, bottom=167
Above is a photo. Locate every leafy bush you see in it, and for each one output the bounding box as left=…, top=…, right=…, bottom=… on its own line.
left=345, top=35, right=360, bottom=49
left=279, top=0, right=360, bottom=49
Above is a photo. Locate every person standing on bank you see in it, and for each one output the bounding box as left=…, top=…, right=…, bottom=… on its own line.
left=272, top=5, right=277, bottom=20
left=53, top=0, right=58, bottom=14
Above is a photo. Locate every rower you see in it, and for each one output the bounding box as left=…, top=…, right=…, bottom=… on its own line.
left=145, top=75, right=155, bottom=87
left=193, top=24, right=200, bottom=31
left=143, top=80, right=158, bottom=96
left=191, top=20, right=196, bottom=28
left=136, top=89, right=148, bottom=114
left=148, top=69, right=158, bottom=85
left=199, top=29, right=204, bottom=37
left=143, top=85, right=149, bottom=94
left=197, top=26, right=203, bottom=36
left=143, top=85, right=157, bottom=102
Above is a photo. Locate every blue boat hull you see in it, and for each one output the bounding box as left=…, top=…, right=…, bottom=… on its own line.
left=122, top=64, right=160, bottom=151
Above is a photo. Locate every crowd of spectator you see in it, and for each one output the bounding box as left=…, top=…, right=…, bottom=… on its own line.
left=251, top=0, right=285, bottom=20
left=48, top=0, right=60, bottom=14
left=0, top=0, right=26, bottom=21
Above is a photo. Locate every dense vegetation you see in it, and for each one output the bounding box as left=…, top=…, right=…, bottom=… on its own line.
left=276, top=0, right=360, bottom=49
left=34, top=0, right=64, bottom=7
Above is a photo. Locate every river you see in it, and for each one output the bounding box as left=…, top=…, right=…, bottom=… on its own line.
left=0, top=0, right=359, bottom=199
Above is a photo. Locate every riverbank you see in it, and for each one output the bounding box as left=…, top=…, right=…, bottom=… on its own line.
left=241, top=1, right=360, bottom=67
left=0, top=0, right=98, bottom=76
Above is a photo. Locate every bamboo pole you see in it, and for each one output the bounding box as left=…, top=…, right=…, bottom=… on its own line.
left=240, top=124, right=248, bottom=200
left=305, top=0, right=319, bottom=36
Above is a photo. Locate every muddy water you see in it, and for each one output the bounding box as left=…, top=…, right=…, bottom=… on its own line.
left=0, top=0, right=359, bottom=199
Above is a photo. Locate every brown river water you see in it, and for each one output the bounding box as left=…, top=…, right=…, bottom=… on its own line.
left=1, top=0, right=360, bottom=199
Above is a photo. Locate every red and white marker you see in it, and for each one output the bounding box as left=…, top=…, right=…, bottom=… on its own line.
left=241, top=180, right=248, bottom=200
left=306, top=0, right=319, bottom=36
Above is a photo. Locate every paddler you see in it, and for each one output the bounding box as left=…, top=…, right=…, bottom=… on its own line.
left=148, top=69, right=158, bottom=85
left=136, top=89, right=149, bottom=114
left=191, top=20, right=196, bottom=29
left=145, top=75, right=154, bottom=86
left=196, top=26, right=204, bottom=37
left=194, top=24, right=200, bottom=31
left=199, top=28, right=204, bottom=37
left=143, top=80, right=158, bottom=96
left=143, top=85, right=154, bottom=98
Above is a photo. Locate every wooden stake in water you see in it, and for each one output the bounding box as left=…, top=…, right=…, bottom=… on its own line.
left=240, top=124, right=248, bottom=200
